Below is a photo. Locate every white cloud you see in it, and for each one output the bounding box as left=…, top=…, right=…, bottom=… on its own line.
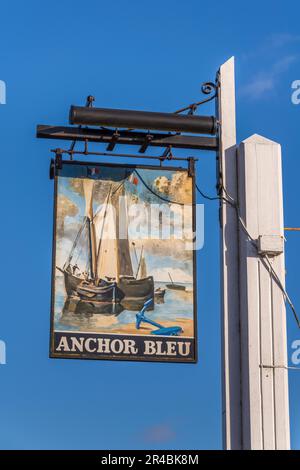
left=240, top=55, right=297, bottom=99
left=239, top=32, right=300, bottom=100
left=241, top=76, right=274, bottom=97
left=268, top=33, right=300, bottom=48
left=241, top=33, right=300, bottom=61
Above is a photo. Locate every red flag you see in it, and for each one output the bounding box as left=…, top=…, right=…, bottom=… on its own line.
left=129, top=174, right=139, bottom=185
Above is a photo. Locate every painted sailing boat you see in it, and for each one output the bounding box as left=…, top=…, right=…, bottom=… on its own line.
left=111, top=183, right=154, bottom=304
left=133, top=243, right=165, bottom=302
left=57, top=179, right=124, bottom=303
left=166, top=272, right=186, bottom=291
left=57, top=176, right=154, bottom=305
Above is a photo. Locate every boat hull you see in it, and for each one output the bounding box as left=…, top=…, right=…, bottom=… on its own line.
left=77, top=283, right=125, bottom=302
left=63, top=270, right=124, bottom=303
left=166, top=283, right=186, bottom=291
left=154, top=288, right=166, bottom=303
left=61, top=270, right=154, bottom=306
left=63, top=270, right=82, bottom=296
left=118, top=276, right=154, bottom=301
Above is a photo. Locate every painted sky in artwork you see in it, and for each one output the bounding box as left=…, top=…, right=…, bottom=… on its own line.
left=56, top=168, right=194, bottom=283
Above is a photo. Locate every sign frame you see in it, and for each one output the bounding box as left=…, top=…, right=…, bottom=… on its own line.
left=49, top=160, right=198, bottom=363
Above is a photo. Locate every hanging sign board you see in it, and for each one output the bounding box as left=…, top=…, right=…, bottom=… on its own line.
left=50, top=161, right=197, bottom=362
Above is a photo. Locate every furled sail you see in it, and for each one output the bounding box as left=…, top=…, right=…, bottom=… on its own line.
left=83, top=179, right=94, bottom=218
left=111, top=183, right=134, bottom=278
left=94, top=194, right=119, bottom=281
left=135, top=244, right=147, bottom=280
left=83, top=179, right=97, bottom=279
left=138, top=256, right=147, bottom=279
left=83, top=178, right=135, bottom=283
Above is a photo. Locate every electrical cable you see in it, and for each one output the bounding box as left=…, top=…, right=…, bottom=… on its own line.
left=218, top=185, right=300, bottom=329
left=195, top=183, right=220, bottom=201
left=134, top=170, right=186, bottom=206
left=159, top=162, right=300, bottom=330
left=260, top=365, right=300, bottom=371
left=135, top=169, right=225, bottom=206
left=69, top=150, right=299, bottom=329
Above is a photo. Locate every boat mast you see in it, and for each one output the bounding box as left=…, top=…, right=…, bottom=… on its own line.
left=168, top=272, right=174, bottom=284
left=112, top=182, right=134, bottom=280
left=135, top=245, right=144, bottom=279
left=95, top=184, right=113, bottom=282
left=63, top=217, right=87, bottom=270
left=131, top=242, right=139, bottom=265
left=87, top=220, right=94, bottom=279
left=83, top=179, right=97, bottom=280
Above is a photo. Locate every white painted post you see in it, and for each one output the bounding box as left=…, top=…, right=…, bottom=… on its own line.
left=237, top=135, right=290, bottom=450
left=218, top=57, right=242, bottom=449
left=219, top=59, right=290, bottom=449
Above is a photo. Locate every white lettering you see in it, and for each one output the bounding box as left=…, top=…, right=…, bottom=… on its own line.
left=85, top=338, right=97, bottom=353
left=56, top=336, right=70, bottom=352
left=291, top=80, right=300, bottom=104
left=123, top=339, right=138, bottom=355
left=97, top=338, right=111, bottom=353
left=70, top=337, right=84, bottom=352
left=178, top=341, right=191, bottom=356
left=0, top=80, right=6, bottom=105
left=291, top=340, right=300, bottom=365
left=0, top=340, right=6, bottom=364
left=110, top=339, right=124, bottom=354
left=166, top=341, right=177, bottom=355
left=144, top=340, right=157, bottom=355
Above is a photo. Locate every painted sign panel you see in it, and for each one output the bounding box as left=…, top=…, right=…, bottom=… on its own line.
left=50, top=161, right=197, bottom=362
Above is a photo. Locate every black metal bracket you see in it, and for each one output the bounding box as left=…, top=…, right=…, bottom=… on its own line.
left=174, top=82, right=218, bottom=115
left=37, top=125, right=218, bottom=152
left=106, top=130, right=120, bottom=151
left=161, top=146, right=174, bottom=160
left=49, top=158, right=55, bottom=179
left=37, top=79, right=219, bottom=169
left=55, top=149, right=63, bottom=170
left=49, top=147, right=199, bottom=163
left=139, top=134, right=153, bottom=153
left=49, top=148, right=63, bottom=179
left=188, top=157, right=195, bottom=177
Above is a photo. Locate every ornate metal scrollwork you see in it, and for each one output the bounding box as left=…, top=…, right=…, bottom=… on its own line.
left=175, top=80, right=218, bottom=115
left=201, top=81, right=217, bottom=96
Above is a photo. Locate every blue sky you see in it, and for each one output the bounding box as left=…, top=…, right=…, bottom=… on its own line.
left=0, top=0, right=299, bottom=449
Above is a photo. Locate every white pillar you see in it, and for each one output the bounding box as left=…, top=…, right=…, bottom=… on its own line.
left=219, top=58, right=290, bottom=449
left=218, top=57, right=242, bottom=449
left=237, top=135, right=290, bottom=450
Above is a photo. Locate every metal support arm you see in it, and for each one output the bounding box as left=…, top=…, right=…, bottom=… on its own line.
left=36, top=125, right=218, bottom=151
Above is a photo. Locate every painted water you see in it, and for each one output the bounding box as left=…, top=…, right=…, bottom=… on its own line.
left=54, top=275, right=194, bottom=336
